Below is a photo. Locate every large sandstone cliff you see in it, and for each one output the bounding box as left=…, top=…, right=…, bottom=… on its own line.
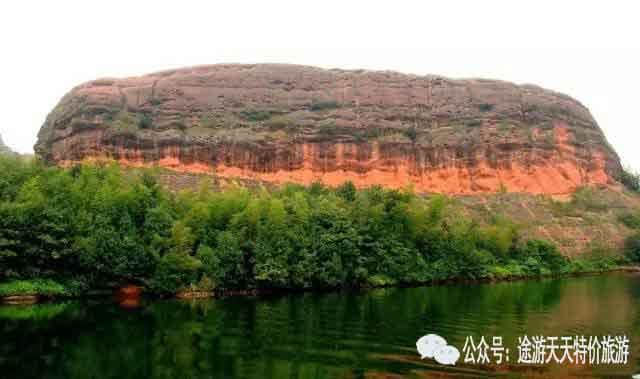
left=35, top=64, right=622, bottom=195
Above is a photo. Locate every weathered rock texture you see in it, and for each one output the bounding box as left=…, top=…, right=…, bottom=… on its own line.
left=35, top=64, right=622, bottom=194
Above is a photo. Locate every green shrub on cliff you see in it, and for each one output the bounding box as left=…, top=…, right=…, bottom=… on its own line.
left=239, top=109, right=272, bottom=122
left=310, top=100, right=340, bottom=111
left=139, top=114, right=153, bottom=129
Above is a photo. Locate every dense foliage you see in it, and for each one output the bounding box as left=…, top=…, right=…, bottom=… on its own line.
left=625, top=234, right=640, bottom=263
left=619, top=167, right=640, bottom=192
left=622, top=210, right=640, bottom=263
left=0, top=155, right=618, bottom=295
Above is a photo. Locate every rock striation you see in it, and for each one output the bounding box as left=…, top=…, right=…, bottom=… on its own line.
left=35, top=64, right=622, bottom=194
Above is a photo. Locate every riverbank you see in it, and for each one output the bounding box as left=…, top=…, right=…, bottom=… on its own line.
left=0, top=279, right=73, bottom=304
left=3, top=263, right=637, bottom=305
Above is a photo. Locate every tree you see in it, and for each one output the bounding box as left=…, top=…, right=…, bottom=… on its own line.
left=625, top=233, right=640, bottom=262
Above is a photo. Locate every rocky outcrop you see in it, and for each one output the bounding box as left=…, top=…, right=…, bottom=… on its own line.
left=35, top=64, right=622, bottom=194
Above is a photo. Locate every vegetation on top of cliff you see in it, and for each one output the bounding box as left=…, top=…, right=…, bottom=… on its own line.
left=0, top=155, right=627, bottom=296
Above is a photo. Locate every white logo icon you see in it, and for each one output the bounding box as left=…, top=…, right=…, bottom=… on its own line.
left=416, top=334, right=446, bottom=359
left=416, top=334, right=460, bottom=366
left=434, top=344, right=461, bottom=365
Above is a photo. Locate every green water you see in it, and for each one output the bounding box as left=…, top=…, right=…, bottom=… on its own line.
left=1, top=273, right=639, bottom=378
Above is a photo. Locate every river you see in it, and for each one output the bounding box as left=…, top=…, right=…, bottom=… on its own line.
left=1, top=273, right=639, bottom=378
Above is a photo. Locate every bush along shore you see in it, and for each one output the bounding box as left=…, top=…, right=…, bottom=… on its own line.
left=0, top=155, right=636, bottom=301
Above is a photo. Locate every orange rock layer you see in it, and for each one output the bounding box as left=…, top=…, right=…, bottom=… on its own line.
left=54, top=123, right=613, bottom=195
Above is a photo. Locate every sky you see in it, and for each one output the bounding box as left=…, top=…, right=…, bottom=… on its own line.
left=2, top=1, right=640, bottom=171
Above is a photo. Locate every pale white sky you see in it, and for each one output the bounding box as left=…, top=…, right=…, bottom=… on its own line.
left=2, top=1, right=640, bottom=170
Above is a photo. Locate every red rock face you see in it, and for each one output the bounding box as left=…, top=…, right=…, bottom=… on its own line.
left=35, top=64, right=622, bottom=194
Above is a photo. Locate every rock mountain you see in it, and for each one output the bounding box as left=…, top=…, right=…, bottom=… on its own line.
left=35, top=64, right=622, bottom=195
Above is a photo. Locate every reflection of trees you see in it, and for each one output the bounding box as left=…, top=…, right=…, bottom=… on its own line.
left=413, top=278, right=567, bottom=346
left=1, top=275, right=639, bottom=378
left=0, top=302, right=71, bottom=321
left=0, top=302, right=85, bottom=378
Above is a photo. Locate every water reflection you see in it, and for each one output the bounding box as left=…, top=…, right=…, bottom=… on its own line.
left=1, top=273, right=639, bottom=378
